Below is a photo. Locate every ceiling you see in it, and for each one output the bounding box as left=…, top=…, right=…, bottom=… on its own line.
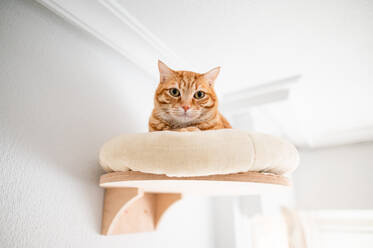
left=38, top=0, right=373, bottom=148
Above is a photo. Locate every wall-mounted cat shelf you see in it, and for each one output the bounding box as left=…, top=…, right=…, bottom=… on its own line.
left=99, top=171, right=290, bottom=235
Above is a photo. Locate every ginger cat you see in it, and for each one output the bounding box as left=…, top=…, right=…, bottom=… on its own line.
left=149, top=61, right=231, bottom=132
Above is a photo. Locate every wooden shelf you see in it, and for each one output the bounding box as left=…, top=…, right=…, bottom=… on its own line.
left=99, top=171, right=290, bottom=235
left=100, top=171, right=290, bottom=195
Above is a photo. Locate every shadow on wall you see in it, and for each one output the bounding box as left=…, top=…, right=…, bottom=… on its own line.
left=0, top=0, right=154, bottom=234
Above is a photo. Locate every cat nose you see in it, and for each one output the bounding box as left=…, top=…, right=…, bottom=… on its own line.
left=182, top=105, right=190, bottom=112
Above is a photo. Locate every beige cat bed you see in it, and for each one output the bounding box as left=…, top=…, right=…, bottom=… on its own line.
left=99, top=129, right=299, bottom=177
left=98, top=129, right=299, bottom=235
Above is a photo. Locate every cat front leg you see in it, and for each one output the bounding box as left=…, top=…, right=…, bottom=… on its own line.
left=149, top=115, right=172, bottom=132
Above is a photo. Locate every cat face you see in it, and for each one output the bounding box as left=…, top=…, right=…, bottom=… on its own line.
left=153, top=61, right=220, bottom=127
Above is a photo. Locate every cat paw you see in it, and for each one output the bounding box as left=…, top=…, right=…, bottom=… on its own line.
left=177, top=127, right=200, bottom=132
left=186, top=126, right=201, bottom=131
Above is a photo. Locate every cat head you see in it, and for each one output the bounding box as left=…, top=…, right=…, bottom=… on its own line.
left=153, top=60, right=220, bottom=126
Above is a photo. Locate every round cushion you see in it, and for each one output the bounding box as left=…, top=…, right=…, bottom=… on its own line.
left=99, top=129, right=299, bottom=177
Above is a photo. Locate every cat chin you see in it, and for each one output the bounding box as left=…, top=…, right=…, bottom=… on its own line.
left=169, top=114, right=200, bottom=127
left=158, top=111, right=200, bottom=126
left=173, top=115, right=197, bottom=123
left=170, top=111, right=199, bottom=120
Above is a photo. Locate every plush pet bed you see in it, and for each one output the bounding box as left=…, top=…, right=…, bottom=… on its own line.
left=99, top=129, right=299, bottom=177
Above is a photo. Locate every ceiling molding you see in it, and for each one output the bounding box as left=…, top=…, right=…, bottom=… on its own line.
left=36, top=0, right=188, bottom=79
left=219, top=75, right=311, bottom=148
left=309, top=125, right=373, bottom=148
left=220, top=75, right=301, bottom=115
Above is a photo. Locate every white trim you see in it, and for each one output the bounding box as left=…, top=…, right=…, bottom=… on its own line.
left=99, top=0, right=179, bottom=59
left=219, top=75, right=310, bottom=147
left=309, top=125, right=373, bottom=148
left=222, top=75, right=301, bottom=104
left=220, top=75, right=300, bottom=115
left=36, top=0, right=188, bottom=79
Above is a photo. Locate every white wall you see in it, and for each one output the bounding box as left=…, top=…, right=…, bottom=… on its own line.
left=0, top=0, right=213, bottom=247
left=293, top=142, right=373, bottom=209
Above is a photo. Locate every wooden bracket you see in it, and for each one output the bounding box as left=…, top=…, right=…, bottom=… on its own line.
left=101, top=187, right=181, bottom=235
left=99, top=171, right=290, bottom=235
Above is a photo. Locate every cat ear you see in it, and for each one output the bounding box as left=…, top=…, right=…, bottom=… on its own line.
left=158, top=60, right=175, bottom=83
left=203, top=66, right=220, bottom=86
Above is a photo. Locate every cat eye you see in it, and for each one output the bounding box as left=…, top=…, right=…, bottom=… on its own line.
left=194, top=91, right=205, bottom=99
left=169, top=88, right=180, bottom=97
